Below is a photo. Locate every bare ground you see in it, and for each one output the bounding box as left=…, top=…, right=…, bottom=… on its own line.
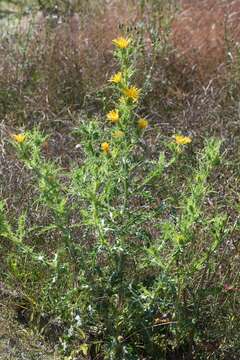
left=0, top=300, right=59, bottom=360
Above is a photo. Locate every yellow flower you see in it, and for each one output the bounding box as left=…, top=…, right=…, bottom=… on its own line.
left=12, top=133, right=26, bottom=143
left=138, top=118, right=148, bottom=129
left=123, top=86, right=140, bottom=102
left=112, top=130, right=125, bottom=139
left=173, top=134, right=192, bottom=145
left=112, top=37, right=130, bottom=49
left=101, top=142, right=110, bottom=154
left=109, top=72, right=122, bottom=84
left=107, top=109, right=119, bottom=123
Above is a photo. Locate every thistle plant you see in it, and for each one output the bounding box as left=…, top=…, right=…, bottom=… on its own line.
left=0, top=36, right=236, bottom=359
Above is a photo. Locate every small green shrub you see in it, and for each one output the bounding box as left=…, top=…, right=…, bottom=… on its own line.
left=1, top=36, right=239, bottom=360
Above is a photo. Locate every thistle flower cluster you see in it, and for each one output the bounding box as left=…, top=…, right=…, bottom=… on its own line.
left=101, top=37, right=149, bottom=154
left=99, top=37, right=192, bottom=155
left=11, top=37, right=191, bottom=153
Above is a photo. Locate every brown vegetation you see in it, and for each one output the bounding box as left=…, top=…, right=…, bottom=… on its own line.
left=1, top=0, right=240, bottom=123
left=173, top=0, right=240, bottom=81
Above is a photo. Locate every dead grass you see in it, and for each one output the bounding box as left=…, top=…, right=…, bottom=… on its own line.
left=0, top=292, right=58, bottom=360
left=1, top=0, right=240, bottom=125
left=172, top=0, right=240, bottom=81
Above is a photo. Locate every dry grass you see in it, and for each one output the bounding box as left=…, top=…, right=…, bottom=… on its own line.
left=0, top=291, right=58, bottom=359
left=172, top=0, right=240, bottom=81
left=1, top=0, right=240, bottom=124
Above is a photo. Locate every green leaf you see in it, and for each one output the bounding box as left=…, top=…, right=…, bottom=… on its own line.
left=79, top=343, right=89, bottom=356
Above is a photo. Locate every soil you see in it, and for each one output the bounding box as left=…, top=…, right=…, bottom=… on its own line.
left=0, top=300, right=59, bottom=360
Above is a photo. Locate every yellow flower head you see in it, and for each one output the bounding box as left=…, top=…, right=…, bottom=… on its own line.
left=173, top=134, right=192, bottom=145
left=12, top=133, right=26, bottom=144
left=112, top=130, right=125, bottom=139
left=123, top=86, right=140, bottom=102
left=109, top=72, right=122, bottom=84
left=101, top=142, right=110, bottom=154
left=138, top=118, right=148, bottom=129
left=107, top=109, right=119, bottom=123
left=112, top=37, right=130, bottom=49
